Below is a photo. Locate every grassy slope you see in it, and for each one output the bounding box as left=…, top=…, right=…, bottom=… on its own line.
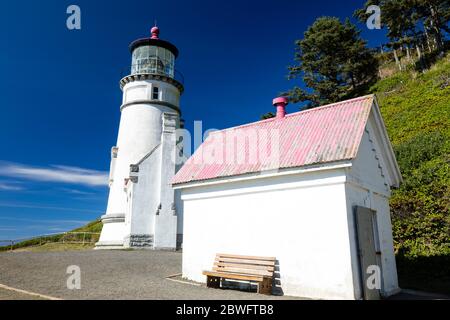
left=370, top=54, right=450, bottom=294
left=0, top=220, right=103, bottom=252
left=72, top=220, right=103, bottom=233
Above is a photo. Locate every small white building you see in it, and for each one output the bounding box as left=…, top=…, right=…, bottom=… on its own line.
left=172, top=95, right=402, bottom=300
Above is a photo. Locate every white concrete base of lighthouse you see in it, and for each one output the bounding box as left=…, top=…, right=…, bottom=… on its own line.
left=95, top=106, right=182, bottom=251
left=95, top=214, right=126, bottom=250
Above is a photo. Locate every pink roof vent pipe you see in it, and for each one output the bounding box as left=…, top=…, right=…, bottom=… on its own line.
left=273, top=97, right=289, bottom=119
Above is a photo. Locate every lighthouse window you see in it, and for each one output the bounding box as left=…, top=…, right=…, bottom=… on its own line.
left=131, top=45, right=175, bottom=78
left=149, top=46, right=157, bottom=58
left=152, top=86, right=159, bottom=100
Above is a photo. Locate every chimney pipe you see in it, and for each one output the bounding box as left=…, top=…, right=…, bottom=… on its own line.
left=273, top=97, right=289, bottom=119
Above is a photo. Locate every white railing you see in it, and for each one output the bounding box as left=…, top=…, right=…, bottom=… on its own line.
left=0, top=232, right=101, bottom=252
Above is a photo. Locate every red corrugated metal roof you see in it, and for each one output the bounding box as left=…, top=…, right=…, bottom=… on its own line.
left=172, top=95, right=374, bottom=185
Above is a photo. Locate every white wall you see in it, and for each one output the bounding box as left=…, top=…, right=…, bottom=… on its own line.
left=123, top=79, right=180, bottom=107
left=345, top=185, right=399, bottom=297
left=97, top=218, right=126, bottom=248
left=345, top=120, right=399, bottom=298
left=180, top=168, right=359, bottom=299
left=98, top=222, right=125, bottom=242
left=126, top=145, right=161, bottom=237
left=99, top=78, right=181, bottom=248
left=106, top=101, right=175, bottom=216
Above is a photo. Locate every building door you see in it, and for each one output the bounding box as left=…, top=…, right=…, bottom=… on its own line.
left=355, top=206, right=381, bottom=300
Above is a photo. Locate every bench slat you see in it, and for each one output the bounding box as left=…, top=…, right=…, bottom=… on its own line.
left=203, top=271, right=264, bottom=282
left=216, top=253, right=276, bottom=261
left=213, top=266, right=273, bottom=277
left=214, top=262, right=275, bottom=272
left=215, top=257, right=276, bottom=266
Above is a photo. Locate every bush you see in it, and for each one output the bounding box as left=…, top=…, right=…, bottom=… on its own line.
left=370, top=53, right=450, bottom=293
left=394, top=131, right=446, bottom=175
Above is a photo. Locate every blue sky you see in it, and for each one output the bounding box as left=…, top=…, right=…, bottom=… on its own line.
left=0, top=0, right=388, bottom=240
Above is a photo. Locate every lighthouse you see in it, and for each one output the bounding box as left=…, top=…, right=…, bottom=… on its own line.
left=96, top=26, right=184, bottom=250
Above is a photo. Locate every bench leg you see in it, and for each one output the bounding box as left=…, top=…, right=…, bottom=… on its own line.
left=257, top=278, right=272, bottom=295
left=206, top=276, right=221, bottom=289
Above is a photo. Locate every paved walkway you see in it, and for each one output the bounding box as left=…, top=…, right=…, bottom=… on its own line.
left=1, top=250, right=447, bottom=300
left=0, top=287, right=45, bottom=300
left=0, top=250, right=301, bottom=300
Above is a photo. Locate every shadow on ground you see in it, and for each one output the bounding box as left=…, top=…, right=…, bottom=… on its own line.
left=396, top=254, right=450, bottom=296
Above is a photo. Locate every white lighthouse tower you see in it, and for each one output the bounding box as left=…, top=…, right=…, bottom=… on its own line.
left=96, top=26, right=184, bottom=250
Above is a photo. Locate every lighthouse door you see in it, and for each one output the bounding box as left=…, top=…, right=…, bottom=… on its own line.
left=355, top=206, right=382, bottom=300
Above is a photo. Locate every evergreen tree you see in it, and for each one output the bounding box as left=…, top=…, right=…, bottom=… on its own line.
left=356, top=0, right=420, bottom=65
left=355, top=0, right=449, bottom=65
left=260, top=112, right=275, bottom=120
left=416, top=0, right=450, bottom=51
left=285, top=17, right=378, bottom=108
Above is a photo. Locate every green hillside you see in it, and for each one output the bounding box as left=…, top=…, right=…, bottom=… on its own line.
left=371, top=54, right=450, bottom=294
left=0, top=220, right=103, bottom=252
left=71, top=220, right=103, bottom=233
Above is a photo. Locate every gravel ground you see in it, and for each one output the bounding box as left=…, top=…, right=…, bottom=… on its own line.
left=1, top=250, right=445, bottom=300
left=0, top=287, right=46, bottom=300
left=0, top=250, right=302, bottom=300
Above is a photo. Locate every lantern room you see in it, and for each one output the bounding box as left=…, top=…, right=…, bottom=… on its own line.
left=129, top=26, right=179, bottom=79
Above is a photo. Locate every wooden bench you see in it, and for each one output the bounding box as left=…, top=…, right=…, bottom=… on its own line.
left=202, top=253, right=276, bottom=295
